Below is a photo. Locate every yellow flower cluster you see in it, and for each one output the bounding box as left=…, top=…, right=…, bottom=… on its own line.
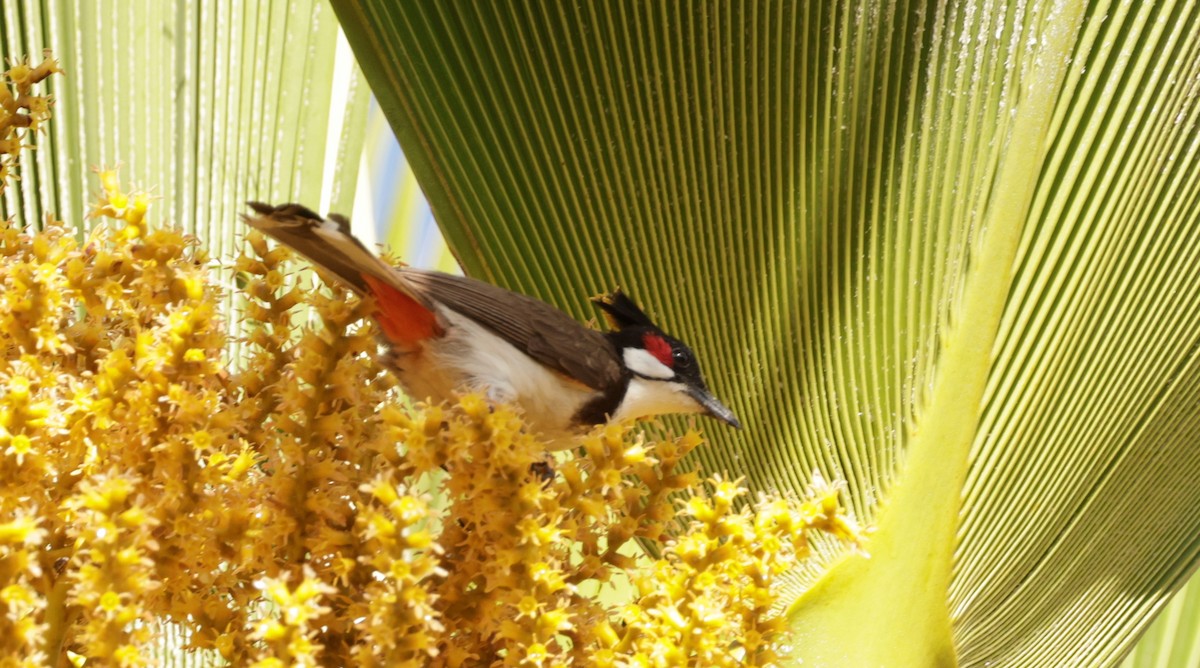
left=0, top=50, right=62, bottom=193
left=249, top=567, right=336, bottom=668
left=618, top=475, right=860, bottom=666
left=0, top=178, right=864, bottom=664
left=1, top=168, right=246, bottom=666
left=64, top=475, right=159, bottom=665
left=0, top=54, right=865, bottom=667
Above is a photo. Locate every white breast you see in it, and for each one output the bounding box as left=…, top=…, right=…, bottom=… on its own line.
left=391, top=308, right=601, bottom=444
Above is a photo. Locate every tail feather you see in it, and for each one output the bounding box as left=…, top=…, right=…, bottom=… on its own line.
left=243, top=202, right=380, bottom=295
left=243, top=202, right=443, bottom=347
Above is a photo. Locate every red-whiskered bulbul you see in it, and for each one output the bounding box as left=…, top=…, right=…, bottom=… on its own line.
left=243, top=202, right=741, bottom=442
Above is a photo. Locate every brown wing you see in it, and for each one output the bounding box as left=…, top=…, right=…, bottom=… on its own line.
left=400, top=269, right=623, bottom=391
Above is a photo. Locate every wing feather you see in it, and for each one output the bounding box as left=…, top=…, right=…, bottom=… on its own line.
left=401, top=270, right=622, bottom=391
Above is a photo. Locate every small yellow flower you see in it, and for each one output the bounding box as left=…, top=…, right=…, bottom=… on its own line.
left=112, top=645, right=141, bottom=666
left=0, top=583, right=35, bottom=606
left=0, top=515, right=42, bottom=544
left=528, top=562, right=567, bottom=594
left=6, top=432, right=32, bottom=460
left=184, top=347, right=207, bottom=363
left=226, top=447, right=256, bottom=480
left=389, top=560, right=412, bottom=580
left=99, top=591, right=122, bottom=613
left=621, top=603, right=646, bottom=624
left=406, top=529, right=434, bottom=550
left=459, top=393, right=489, bottom=418
left=537, top=607, right=572, bottom=634
left=182, top=274, right=204, bottom=300
left=516, top=595, right=541, bottom=619
left=394, top=495, right=426, bottom=524
left=260, top=621, right=288, bottom=642
left=190, top=430, right=213, bottom=450
left=523, top=643, right=549, bottom=665
left=6, top=374, right=30, bottom=400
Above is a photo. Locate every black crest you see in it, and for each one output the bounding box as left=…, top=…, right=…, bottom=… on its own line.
left=593, top=290, right=656, bottom=330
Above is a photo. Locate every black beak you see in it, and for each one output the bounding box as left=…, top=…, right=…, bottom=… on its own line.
left=688, top=386, right=742, bottom=429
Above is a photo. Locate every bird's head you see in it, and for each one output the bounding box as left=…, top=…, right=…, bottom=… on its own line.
left=594, top=291, right=741, bottom=429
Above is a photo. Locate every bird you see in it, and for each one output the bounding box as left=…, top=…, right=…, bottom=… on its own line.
left=242, top=202, right=741, bottom=443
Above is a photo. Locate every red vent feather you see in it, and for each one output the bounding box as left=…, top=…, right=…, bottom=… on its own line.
left=362, top=273, right=443, bottom=347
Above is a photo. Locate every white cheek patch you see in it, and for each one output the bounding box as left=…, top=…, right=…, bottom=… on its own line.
left=624, top=347, right=675, bottom=380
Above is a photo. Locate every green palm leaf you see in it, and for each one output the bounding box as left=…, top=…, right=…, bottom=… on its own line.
left=1, top=0, right=367, bottom=238
left=333, top=1, right=1200, bottom=665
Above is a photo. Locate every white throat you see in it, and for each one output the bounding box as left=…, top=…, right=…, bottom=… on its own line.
left=611, top=376, right=701, bottom=422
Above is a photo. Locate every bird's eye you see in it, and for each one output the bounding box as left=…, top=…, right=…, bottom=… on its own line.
left=673, top=349, right=690, bottom=365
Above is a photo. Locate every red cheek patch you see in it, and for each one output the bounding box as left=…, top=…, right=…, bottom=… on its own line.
left=642, top=332, right=674, bottom=367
